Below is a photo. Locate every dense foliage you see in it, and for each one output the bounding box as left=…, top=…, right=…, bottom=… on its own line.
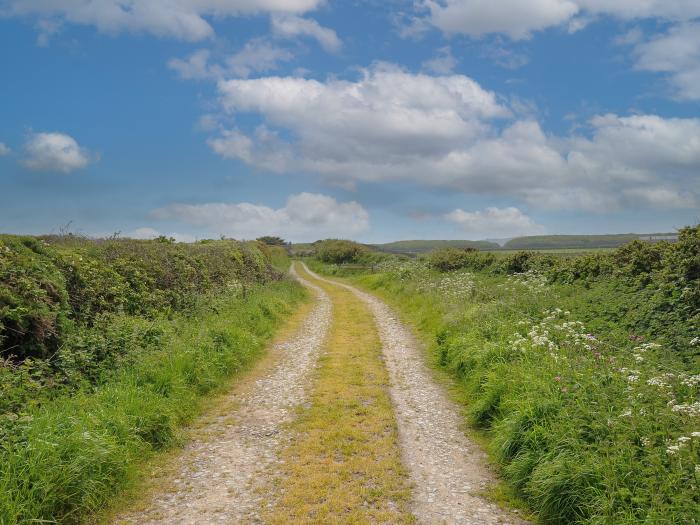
left=1, top=235, right=276, bottom=362
left=311, top=225, right=700, bottom=524
left=1, top=235, right=286, bottom=420
left=0, top=235, right=304, bottom=523
left=314, top=239, right=368, bottom=264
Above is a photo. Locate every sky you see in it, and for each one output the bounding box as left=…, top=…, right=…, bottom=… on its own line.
left=0, top=0, right=698, bottom=243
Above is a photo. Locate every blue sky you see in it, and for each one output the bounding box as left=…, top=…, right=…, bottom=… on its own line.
left=0, top=1, right=698, bottom=243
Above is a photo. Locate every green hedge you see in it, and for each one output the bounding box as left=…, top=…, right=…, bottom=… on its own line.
left=0, top=280, right=304, bottom=524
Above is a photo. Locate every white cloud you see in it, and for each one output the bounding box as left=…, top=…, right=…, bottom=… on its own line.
left=622, top=187, right=696, bottom=209
left=630, top=23, right=700, bottom=100
left=445, top=206, right=545, bottom=237
left=169, top=39, right=294, bottom=80
left=481, top=38, right=530, bottom=69
left=424, top=0, right=579, bottom=40
left=422, top=46, right=456, bottom=74
left=226, top=39, right=295, bottom=78
left=127, top=227, right=196, bottom=243
left=271, top=14, right=341, bottom=52
left=214, top=63, right=509, bottom=179
left=129, top=227, right=162, bottom=239
left=419, top=0, right=700, bottom=40
left=0, top=143, right=10, bottom=156
left=22, top=132, right=91, bottom=173
left=168, top=49, right=215, bottom=79
left=150, top=192, right=369, bottom=241
left=207, top=64, right=700, bottom=212
left=4, top=0, right=325, bottom=41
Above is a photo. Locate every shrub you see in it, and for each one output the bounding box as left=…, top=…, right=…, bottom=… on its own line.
left=427, top=247, right=477, bottom=271
left=0, top=236, right=280, bottom=363
left=314, top=239, right=367, bottom=264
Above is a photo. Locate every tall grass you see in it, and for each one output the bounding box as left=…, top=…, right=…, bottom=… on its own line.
left=0, top=280, right=305, bottom=524
left=308, top=236, right=700, bottom=524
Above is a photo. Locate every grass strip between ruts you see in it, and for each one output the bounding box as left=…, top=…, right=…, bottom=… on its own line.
left=264, top=263, right=414, bottom=524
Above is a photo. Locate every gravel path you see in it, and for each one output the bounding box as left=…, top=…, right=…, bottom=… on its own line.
left=115, top=266, right=331, bottom=524
left=302, top=263, right=528, bottom=525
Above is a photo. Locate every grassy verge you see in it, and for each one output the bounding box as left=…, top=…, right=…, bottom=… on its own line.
left=0, top=280, right=306, bottom=524
left=307, top=258, right=700, bottom=524
left=264, top=264, right=413, bottom=524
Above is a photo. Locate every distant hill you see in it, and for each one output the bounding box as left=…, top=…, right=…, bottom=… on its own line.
left=372, top=239, right=500, bottom=255
left=292, top=233, right=679, bottom=256
left=503, top=233, right=678, bottom=250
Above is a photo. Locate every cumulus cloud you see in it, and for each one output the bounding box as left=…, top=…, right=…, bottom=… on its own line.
left=169, top=40, right=294, bottom=80
left=271, top=14, right=341, bottom=52
left=3, top=0, right=324, bottom=41
left=22, top=132, right=91, bottom=173
left=416, top=0, right=700, bottom=40
left=150, top=192, right=370, bottom=241
left=0, top=143, right=10, bottom=156
left=207, top=64, right=699, bottom=211
left=629, top=22, right=700, bottom=100
left=445, top=206, right=545, bottom=237
left=423, top=0, right=579, bottom=40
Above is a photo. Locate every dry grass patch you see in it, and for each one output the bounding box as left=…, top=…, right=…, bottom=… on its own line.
left=264, top=264, right=413, bottom=524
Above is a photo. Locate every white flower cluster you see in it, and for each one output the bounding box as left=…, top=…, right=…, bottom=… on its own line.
left=670, top=402, right=700, bottom=418
left=647, top=373, right=677, bottom=390
left=509, top=309, right=591, bottom=356
left=433, top=273, right=476, bottom=302
left=499, top=271, right=548, bottom=293
left=666, top=433, right=700, bottom=455
left=375, top=259, right=428, bottom=282
left=226, top=279, right=243, bottom=295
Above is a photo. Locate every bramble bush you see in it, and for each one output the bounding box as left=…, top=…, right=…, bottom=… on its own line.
left=0, top=235, right=289, bottom=420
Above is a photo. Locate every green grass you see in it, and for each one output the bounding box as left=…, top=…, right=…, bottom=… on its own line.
left=307, top=255, right=700, bottom=524
left=265, top=264, right=413, bottom=524
left=0, top=279, right=306, bottom=524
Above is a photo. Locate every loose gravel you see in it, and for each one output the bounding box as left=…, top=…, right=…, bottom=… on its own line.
left=302, top=263, right=528, bottom=525
left=114, top=266, right=331, bottom=524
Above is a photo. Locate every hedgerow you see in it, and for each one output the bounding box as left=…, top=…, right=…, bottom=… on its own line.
left=0, top=235, right=304, bottom=523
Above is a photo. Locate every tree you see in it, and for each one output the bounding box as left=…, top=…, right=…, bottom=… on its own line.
left=256, top=236, right=287, bottom=246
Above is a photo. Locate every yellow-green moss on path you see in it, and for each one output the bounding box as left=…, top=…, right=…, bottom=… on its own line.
left=264, top=263, right=414, bottom=524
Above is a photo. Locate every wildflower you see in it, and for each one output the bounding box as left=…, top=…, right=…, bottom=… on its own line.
left=620, top=408, right=632, bottom=417
left=678, top=436, right=691, bottom=444
left=647, top=377, right=668, bottom=388
left=667, top=445, right=680, bottom=455
left=671, top=402, right=700, bottom=417
left=691, top=432, right=700, bottom=438
left=691, top=337, right=700, bottom=346
left=640, top=437, right=651, bottom=447
left=680, top=374, right=700, bottom=387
